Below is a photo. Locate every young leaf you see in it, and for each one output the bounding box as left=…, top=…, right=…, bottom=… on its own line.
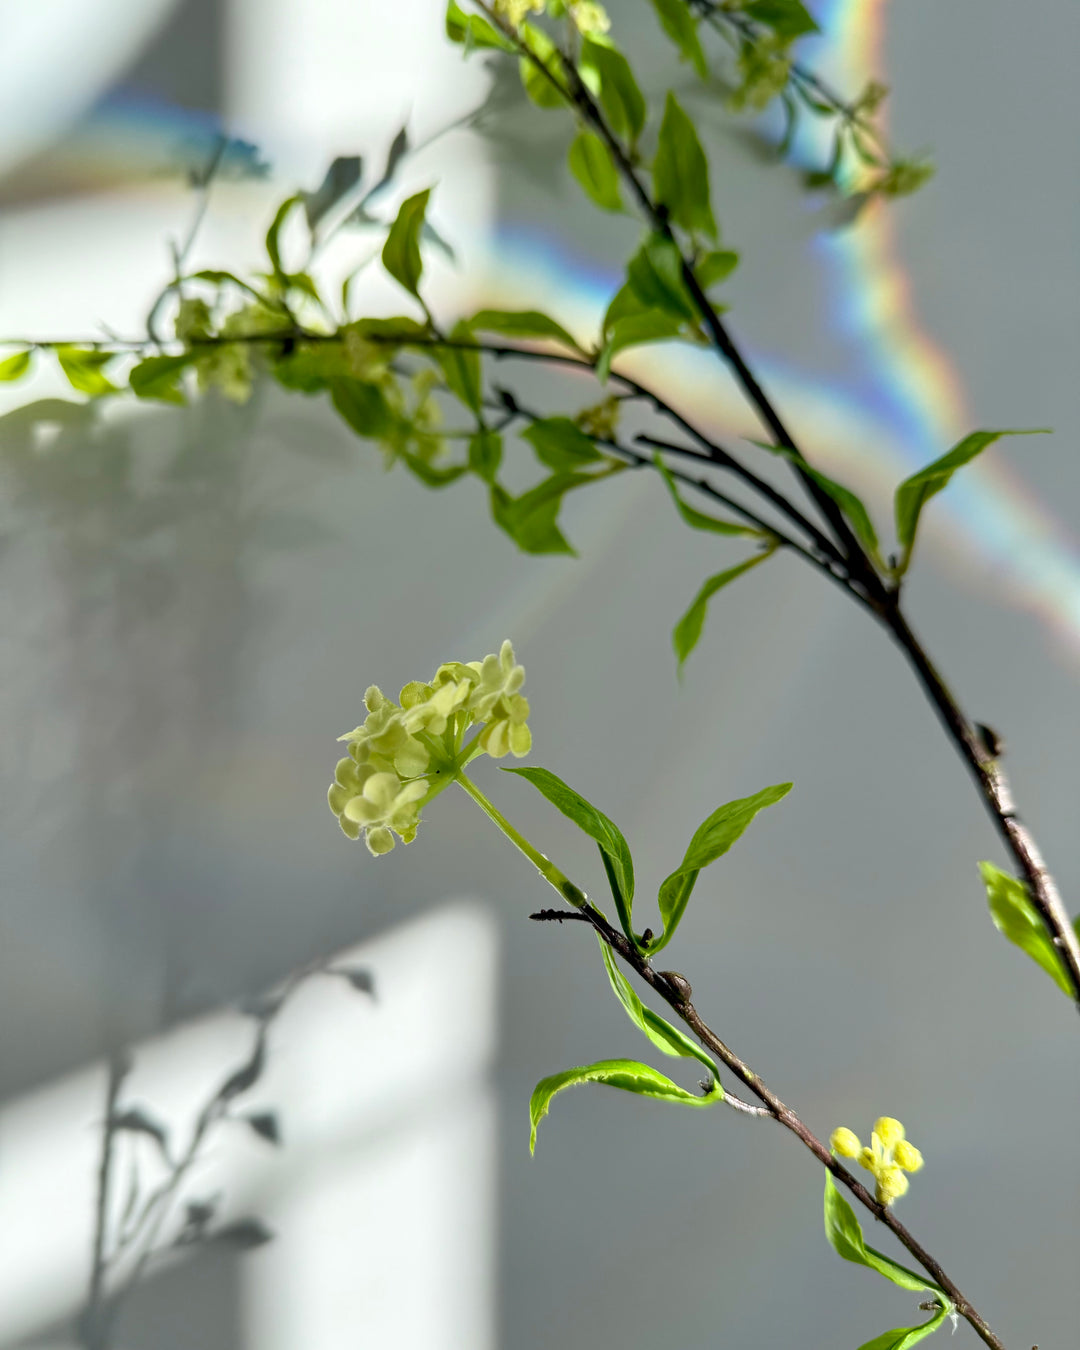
left=626, top=232, right=697, bottom=320
left=523, top=416, right=604, bottom=469
left=646, top=0, right=707, bottom=80
left=654, top=782, right=792, bottom=950
left=598, top=939, right=719, bottom=1073
left=580, top=39, right=647, bottom=146
left=894, top=429, right=1048, bottom=573
left=744, top=0, right=819, bottom=41
left=213, top=1219, right=275, bottom=1249
left=56, top=347, right=118, bottom=397
left=469, top=429, right=503, bottom=483
left=530, top=1057, right=721, bottom=1153
left=823, top=1173, right=945, bottom=1296
left=568, top=131, right=623, bottom=212
left=129, top=353, right=196, bottom=405
left=654, top=454, right=766, bottom=538
left=596, top=311, right=684, bottom=383
left=302, top=155, right=362, bottom=231
left=503, top=764, right=635, bottom=939
left=519, top=23, right=565, bottom=109
left=382, top=189, right=433, bottom=299
left=445, top=0, right=516, bottom=51
left=694, top=249, right=739, bottom=290
left=490, top=478, right=580, bottom=555
left=602, top=281, right=648, bottom=336
left=793, top=461, right=883, bottom=567
left=245, top=1111, right=282, bottom=1146
left=468, top=308, right=584, bottom=353
left=0, top=350, right=31, bottom=382
left=672, top=548, right=776, bottom=669
left=401, top=450, right=468, bottom=488
left=654, top=92, right=718, bottom=239
left=979, top=861, right=1072, bottom=996
left=330, top=378, right=394, bottom=439
left=265, top=194, right=302, bottom=281
left=111, top=1107, right=171, bottom=1162
left=855, top=1304, right=950, bottom=1350
left=430, top=321, right=482, bottom=411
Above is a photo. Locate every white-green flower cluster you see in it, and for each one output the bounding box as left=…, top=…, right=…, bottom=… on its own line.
left=831, top=1116, right=924, bottom=1206
left=329, top=640, right=531, bottom=855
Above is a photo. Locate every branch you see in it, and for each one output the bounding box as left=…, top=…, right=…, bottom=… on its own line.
left=538, top=899, right=1008, bottom=1350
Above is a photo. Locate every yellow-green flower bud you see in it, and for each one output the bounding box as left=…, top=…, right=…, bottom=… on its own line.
left=893, top=1140, right=923, bottom=1173
left=873, top=1117, right=905, bottom=1151
left=570, top=1, right=610, bottom=35
left=494, top=0, right=546, bottom=26
left=857, top=1147, right=875, bottom=1173
left=830, top=1127, right=861, bottom=1158
left=875, top=1165, right=909, bottom=1206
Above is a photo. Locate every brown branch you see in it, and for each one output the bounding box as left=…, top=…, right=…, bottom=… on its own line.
left=539, top=899, right=1009, bottom=1350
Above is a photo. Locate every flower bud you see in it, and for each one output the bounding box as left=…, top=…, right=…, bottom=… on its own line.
left=875, top=1165, right=909, bottom=1206
left=830, top=1127, right=861, bottom=1158
left=893, top=1140, right=923, bottom=1173
left=873, top=1117, right=905, bottom=1151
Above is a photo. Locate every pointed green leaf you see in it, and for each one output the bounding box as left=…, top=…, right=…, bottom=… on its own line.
left=980, top=861, right=1072, bottom=996
left=823, top=1173, right=945, bottom=1296
left=793, top=461, right=882, bottom=566
left=598, top=940, right=718, bottom=1073
left=627, top=232, right=697, bottom=319
left=694, top=249, right=739, bottom=290
left=129, top=353, right=196, bottom=404
left=469, top=308, right=584, bottom=353
left=568, top=131, right=623, bottom=212
left=597, top=312, right=685, bottom=383
left=646, top=0, right=707, bottom=80
left=855, top=1304, right=950, bottom=1350
left=431, top=321, right=482, bottom=411
left=654, top=454, right=766, bottom=538
left=602, top=281, right=648, bottom=336
left=894, top=429, right=1048, bottom=572
left=302, top=155, right=362, bottom=232
left=523, top=416, right=603, bottom=469
left=0, top=350, right=32, bottom=382
left=382, top=189, right=432, bottom=299
left=580, top=39, right=647, bottom=145
left=530, top=1057, right=721, bottom=1153
left=654, top=782, right=791, bottom=950
left=469, top=429, right=503, bottom=483
left=744, top=0, right=819, bottom=41
left=445, top=0, right=516, bottom=51
left=654, top=92, right=717, bottom=239
left=330, top=378, right=394, bottom=439
left=402, top=450, right=468, bottom=487
left=265, top=194, right=302, bottom=281
left=504, top=764, right=635, bottom=939
left=519, top=23, right=565, bottom=108
left=490, top=478, right=579, bottom=555
left=673, top=548, right=776, bottom=669
left=56, top=347, right=118, bottom=397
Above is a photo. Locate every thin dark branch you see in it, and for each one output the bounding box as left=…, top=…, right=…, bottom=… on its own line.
left=81, top=1053, right=130, bottom=1350
left=544, top=897, right=1007, bottom=1350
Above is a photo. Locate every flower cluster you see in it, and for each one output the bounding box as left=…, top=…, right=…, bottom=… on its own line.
left=492, top=0, right=609, bottom=35
left=328, top=640, right=531, bottom=855
left=831, top=1117, right=924, bottom=1206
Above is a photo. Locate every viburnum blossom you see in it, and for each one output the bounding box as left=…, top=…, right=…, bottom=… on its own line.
left=328, top=641, right=532, bottom=854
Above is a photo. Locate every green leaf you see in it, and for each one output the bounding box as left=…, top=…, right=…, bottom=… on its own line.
left=744, top=0, right=819, bottom=41
left=431, top=321, right=482, bottom=411
left=382, top=189, right=432, bottom=299
left=580, top=39, right=647, bottom=145
left=980, top=861, right=1072, bottom=996
left=654, top=454, right=766, bottom=538
left=646, top=0, right=707, bottom=80
left=401, top=450, right=468, bottom=487
left=519, top=23, right=565, bottom=109
left=330, top=378, right=394, bottom=439
left=265, top=194, right=302, bottom=282
left=504, top=764, right=636, bottom=940
left=694, top=250, right=739, bottom=290
left=856, top=1304, right=950, bottom=1350
left=469, top=429, right=503, bottom=483
left=302, top=156, right=362, bottom=232
left=56, top=347, right=118, bottom=397
left=672, top=548, right=776, bottom=669
left=597, top=314, right=687, bottom=385
left=469, top=308, right=584, bottom=353
left=894, top=429, right=1048, bottom=573
left=598, top=939, right=718, bottom=1073
left=490, top=479, right=575, bottom=555
left=654, top=92, right=717, bottom=239
left=602, top=281, right=648, bottom=336
left=770, top=457, right=882, bottom=566
left=129, top=353, right=196, bottom=404
left=523, top=416, right=603, bottom=469
left=823, top=1173, right=945, bottom=1296
left=568, top=131, right=622, bottom=212
left=445, top=0, right=516, bottom=51
left=654, top=782, right=792, bottom=950
left=0, top=350, right=32, bottom=382
left=530, top=1057, right=721, bottom=1153
left=348, top=315, right=429, bottom=346
left=627, top=232, right=696, bottom=320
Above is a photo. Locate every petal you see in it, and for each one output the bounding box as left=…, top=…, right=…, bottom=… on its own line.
left=365, top=826, right=395, bottom=856
left=509, top=721, right=532, bottom=757
left=338, top=814, right=361, bottom=840
left=394, top=740, right=431, bottom=777
left=485, top=720, right=510, bottom=758
left=363, top=772, right=401, bottom=810
left=328, top=783, right=352, bottom=815
left=335, top=758, right=362, bottom=790
left=395, top=779, right=428, bottom=806
left=344, top=796, right=381, bottom=824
